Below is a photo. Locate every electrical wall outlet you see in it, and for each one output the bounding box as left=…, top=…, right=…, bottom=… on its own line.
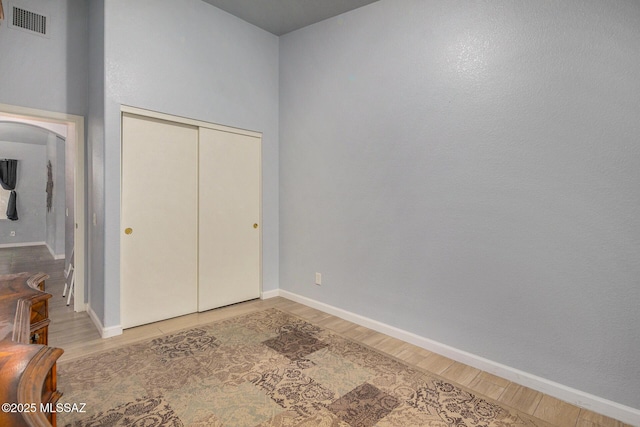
left=10, top=231, right=16, bottom=237
left=315, top=272, right=322, bottom=286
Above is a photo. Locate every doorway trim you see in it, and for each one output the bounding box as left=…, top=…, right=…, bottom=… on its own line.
left=0, top=103, right=86, bottom=312
left=120, top=105, right=262, bottom=138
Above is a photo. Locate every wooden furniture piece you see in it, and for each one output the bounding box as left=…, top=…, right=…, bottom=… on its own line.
left=0, top=272, right=63, bottom=427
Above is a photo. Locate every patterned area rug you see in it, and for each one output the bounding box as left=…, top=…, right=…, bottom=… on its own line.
left=58, top=308, right=552, bottom=427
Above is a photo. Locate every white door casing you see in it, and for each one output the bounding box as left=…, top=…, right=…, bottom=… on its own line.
left=0, top=103, right=85, bottom=313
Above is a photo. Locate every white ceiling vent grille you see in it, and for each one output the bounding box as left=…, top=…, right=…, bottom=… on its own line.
left=10, top=6, right=48, bottom=37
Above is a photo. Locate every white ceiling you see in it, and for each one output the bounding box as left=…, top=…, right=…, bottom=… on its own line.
left=0, top=121, right=56, bottom=145
left=0, top=115, right=68, bottom=138
left=0, top=114, right=67, bottom=146
left=201, top=0, right=379, bottom=36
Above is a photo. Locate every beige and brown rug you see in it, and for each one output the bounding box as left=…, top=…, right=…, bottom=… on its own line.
left=58, top=308, right=552, bottom=427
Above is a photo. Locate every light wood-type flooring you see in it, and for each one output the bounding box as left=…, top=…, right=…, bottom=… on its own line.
left=0, top=245, right=632, bottom=427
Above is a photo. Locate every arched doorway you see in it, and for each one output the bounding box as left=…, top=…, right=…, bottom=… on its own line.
left=0, top=103, right=85, bottom=312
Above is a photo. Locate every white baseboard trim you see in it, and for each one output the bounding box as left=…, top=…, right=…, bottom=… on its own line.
left=0, top=241, right=46, bottom=248
left=102, top=324, right=124, bottom=339
left=261, top=289, right=280, bottom=299
left=87, top=305, right=123, bottom=339
left=278, top=290, right=640, bottom=426
left=45, top=242, right=65, bottom=260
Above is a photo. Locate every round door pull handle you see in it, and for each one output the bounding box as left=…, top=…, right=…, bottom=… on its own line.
left=125, top=227, right=133, bottom=235
left=253, top=223, right=259, bottom=229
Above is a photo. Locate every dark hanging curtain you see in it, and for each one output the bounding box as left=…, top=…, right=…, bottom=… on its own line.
left=0, top=159, right=18, bottom=221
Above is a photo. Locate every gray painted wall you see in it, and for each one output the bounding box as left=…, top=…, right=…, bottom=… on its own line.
left=0, top=141, right=46, bottom=243
left=0, top=0, right=88, bottom=116
left=65, top=129, right=76, bottom=272
left=45, top=134, right=66, bottom=257
left=0, top=0, right=88, bottom=285
left=45, top=135, right=56, bottom=252
left=55, top=137, right=66, bottom=256
left=97, top=0, right=279, bottom=327
left=279, top=0, right=640, bottom=409
left=87, top=0, right=106, bottom=323
left=2, top=0, right=637, bottom=413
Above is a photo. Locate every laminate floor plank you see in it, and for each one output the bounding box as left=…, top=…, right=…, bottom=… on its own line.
left=533, top=394, right=581, bottom=426
left=1, top=245, right=632, bottom=427
left=498, top=382, right=544, bottom=415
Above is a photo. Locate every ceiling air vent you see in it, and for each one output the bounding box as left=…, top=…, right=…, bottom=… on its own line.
left=11, top=6, right=48, bottom=36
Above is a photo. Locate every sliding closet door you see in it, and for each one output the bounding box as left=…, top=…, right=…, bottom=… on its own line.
left=121, top=113, right=199, bottom=328
left=198, top=128, right=261, bottom=311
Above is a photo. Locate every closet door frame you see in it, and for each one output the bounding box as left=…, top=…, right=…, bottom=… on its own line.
left=120, top=105, right=263, bottom=323
left=121, top=106, right=262, bottom=140
left=198, top=127, right=262, bottom=311
left=121, top=113, right=199, bottom=328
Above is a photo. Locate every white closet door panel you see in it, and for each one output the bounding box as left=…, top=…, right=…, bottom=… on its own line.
left=121, top=113, right=199, bottom=328
left=198, top=128, right=261, bottom=311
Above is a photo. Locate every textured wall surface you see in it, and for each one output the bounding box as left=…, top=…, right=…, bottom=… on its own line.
left=280, top=0, right=640, bottom=408
left=100, top=0, right=279, bottom=327
left=0, top=0, right=88, bottom=295
left=87, top=0, right=106, bottom=324
left=3, top=0, right=639, bottom=413
left=0, top=0, right=88, bottom=116
left=65, top=128, right=76, bottom=275
left=54, top=137, right=66, bottom=256
left=0, top=141, right=46, bottom=243
left=45, top=134, right=66, bottom=257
